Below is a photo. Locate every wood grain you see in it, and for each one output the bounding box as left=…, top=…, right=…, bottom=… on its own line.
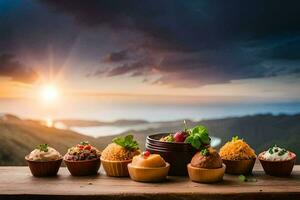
left=0, top=165, right=299, bottom=200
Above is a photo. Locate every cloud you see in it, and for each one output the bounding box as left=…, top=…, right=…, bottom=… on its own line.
left=32, top=1, right=300, bottom=86
left=0, top=54, right=38, bottom=83
left=102, top=50, right=129, bottom=63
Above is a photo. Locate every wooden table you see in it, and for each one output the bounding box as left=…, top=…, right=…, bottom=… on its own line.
left=0, top=165, right=299, bottom=200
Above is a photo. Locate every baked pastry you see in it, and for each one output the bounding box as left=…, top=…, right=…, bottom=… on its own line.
left=25, top=144, right=62, bottom=177
left=187, top=148, right=225, bottom=183
left=219, top=136, right=256, bottom=174
left=128, top=151, right=170, bottom=182
left=64, top=141, right=101, bottom=176
left=101, top=135, right=140, bottom=177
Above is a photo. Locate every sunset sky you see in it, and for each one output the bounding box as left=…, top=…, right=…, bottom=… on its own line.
left=1, top=0, right=300, bottom=104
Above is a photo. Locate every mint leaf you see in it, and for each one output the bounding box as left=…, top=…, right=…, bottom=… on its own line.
left=112, top=134, right=139, bottom=151
left=36, top=144, right=49, bottom=152
left=200, top=148, right=209, bottom=156
left=185, top=125, right=211, bottom=149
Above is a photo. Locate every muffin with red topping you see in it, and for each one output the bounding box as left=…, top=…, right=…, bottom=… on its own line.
left=25, top=144, right=62, bottom=177
left=101, top=135, right=140, bottom=177
left=64, top=141, right=101, bottom=176
left=128, top=151, right=170, bottom=182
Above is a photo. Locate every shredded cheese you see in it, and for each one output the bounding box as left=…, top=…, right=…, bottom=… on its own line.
left=219, top=139, right=256, bottom=160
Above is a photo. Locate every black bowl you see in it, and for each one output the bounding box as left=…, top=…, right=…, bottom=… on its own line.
left=146, top=133, right=197, bottom=176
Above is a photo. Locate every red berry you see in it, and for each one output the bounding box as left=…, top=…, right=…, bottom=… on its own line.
left=174, top=131, right=188, bottom=142
left=84, top=145, right=91, bottom=150
left=143, top=151, right=151, bottom=157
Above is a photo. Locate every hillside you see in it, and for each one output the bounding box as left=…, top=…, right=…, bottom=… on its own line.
left=96, top=114, right=300, bottom=164
left=1, top=113, right=299, bottom=165
left=0, top=115, right=102, bottom=165
left=55, top=119, right=149, bottom=127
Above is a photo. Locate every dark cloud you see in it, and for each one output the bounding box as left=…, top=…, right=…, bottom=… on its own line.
left=11, top=1, right=300, bottom=86
left=0, top=54, right=38, bottom=83
left=103, top=50, right=129, bottom=63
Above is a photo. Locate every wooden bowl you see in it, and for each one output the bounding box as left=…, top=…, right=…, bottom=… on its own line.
left=146, top=133, right=197, bottom=176
left=25, top=156, right=62, bottom=177
left=128, top=162, right=170, bottom=182
left=101, top=158, right=132, bottom=177
left=222, top=158, right=256, bottom=175
left=187, top=164, right=225, bottom=183
left=259, top=152, right=296, bottom=176
left=64, top=158, right=100, bottom=176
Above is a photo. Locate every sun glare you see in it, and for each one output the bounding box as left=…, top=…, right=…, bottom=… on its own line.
left=40, top=85, right=59, bottom=103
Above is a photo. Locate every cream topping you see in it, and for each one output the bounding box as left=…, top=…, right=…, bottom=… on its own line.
left=261, top=146, right=292, bottom=161
left=28, top=147, right=62, bottom=161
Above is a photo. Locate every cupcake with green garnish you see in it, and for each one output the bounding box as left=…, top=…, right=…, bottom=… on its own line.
left=64, top=141, right=101, bottom=176
left=187, top=148, right=225, bottom=183
left=25, top=144, right=62, bottom=177
left=259, top=145, right=296, bottom=176
left=101, top=135, right=140, bottom=177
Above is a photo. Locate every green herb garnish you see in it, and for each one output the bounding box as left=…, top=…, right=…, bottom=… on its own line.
left=112, top=135, right=139, bottom=151
left=185, top=125, right=211, bottom=149
left=80, top=141, right=89, bottom=146
left=200, top=148, right=210, bottom=156
left=278, top=149, right=287, bottom=156
left=239, top=175, right=247, bottom=182
left=269, top=147, right=274, bottom=154
left=36, top=144, right=49, bottom=152
left=238, top=175, right=257, bottom=182
left=232, top=136, right=239, bottom=142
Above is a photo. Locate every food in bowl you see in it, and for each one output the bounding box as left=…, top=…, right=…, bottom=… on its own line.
left=128, top=151, right=170, bottom=182
left=64, top=141, right=101, bottom=176
left=160, top=121, right=211, bottom=148
left=101, top=135, right=140, bottom=177
left=187, top=148, right=225, bottom=183
left=147, top=123, right=211, bottom=176
left=25, top=144, right=62, bottom=177
left=219, top=136, right=256, bottom=174
left=160, top=121, right=190, bottom=143
left=259, top=145, right=296, bottom=176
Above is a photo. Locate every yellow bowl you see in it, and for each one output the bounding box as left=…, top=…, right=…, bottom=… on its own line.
left=187, top=163, right=225, bottom=183
left=128, top=162, right=170, bottom=182
left=101, top=158, right=132, bottom=177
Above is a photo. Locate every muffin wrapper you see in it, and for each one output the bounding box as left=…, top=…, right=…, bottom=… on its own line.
left=259, top=156, right=296, bottom=176
left=222, top=158, right=256, bottom=175
left=101, top=159, right=132, bottom=177
left=64, top=158, right=100, bottom=176
left=26, top=158, right=62, bottom=177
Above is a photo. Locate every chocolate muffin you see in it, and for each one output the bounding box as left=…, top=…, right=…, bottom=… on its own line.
left=191, top=148, right=222, bottom=169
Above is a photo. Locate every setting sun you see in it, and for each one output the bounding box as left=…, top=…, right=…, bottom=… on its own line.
left=40, top=85, right=59, bottom=103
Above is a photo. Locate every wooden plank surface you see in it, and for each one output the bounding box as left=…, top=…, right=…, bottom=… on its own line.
left=0, top=165, right=299, bottom=200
